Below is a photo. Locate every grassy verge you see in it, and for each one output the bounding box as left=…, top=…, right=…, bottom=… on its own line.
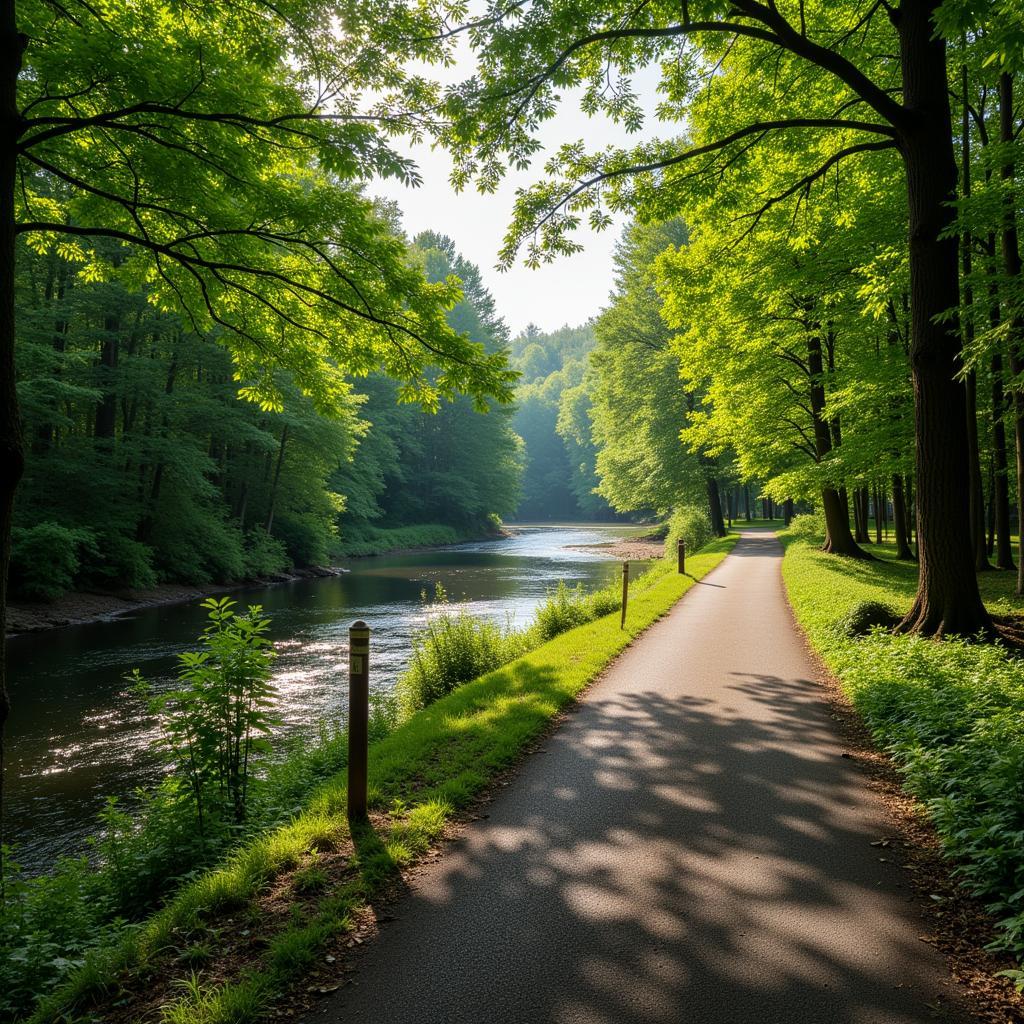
left=37, top=535, right=737, bottom=1023
left=780, top=527, right=1024, bottom=982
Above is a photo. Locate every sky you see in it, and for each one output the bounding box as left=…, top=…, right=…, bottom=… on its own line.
left=371, top=60, right=664, bottom=338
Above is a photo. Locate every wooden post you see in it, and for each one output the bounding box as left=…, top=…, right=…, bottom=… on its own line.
left=347, top=620, right=370, bottom=820
left=620, top=561, right=629, bottom=629
left=677, top=538, right=685, bottom=575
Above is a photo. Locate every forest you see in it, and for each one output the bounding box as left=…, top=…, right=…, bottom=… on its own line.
left=3, top=0, right=1024, bottom=1020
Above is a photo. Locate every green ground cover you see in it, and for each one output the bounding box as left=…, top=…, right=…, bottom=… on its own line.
left=780, top=523, right=1024, bottom=982
left=32, top=535, right=737, bottom=1024
left=331, top=523, right=466, bottom=557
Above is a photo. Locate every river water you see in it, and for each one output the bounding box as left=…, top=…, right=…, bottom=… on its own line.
left=7, top=523, right=650, bottom=871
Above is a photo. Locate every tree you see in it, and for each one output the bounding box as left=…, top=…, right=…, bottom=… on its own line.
left=0, top=0, right=516, bottom=877
left=386, top=0, right=1006, bottom=634
left=588, top=218, right=724, bottom=528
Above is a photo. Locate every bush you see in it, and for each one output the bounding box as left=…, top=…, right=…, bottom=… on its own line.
left=787, top=511, right=825, bottom=541
left=396, top=585, right=529, bottom=715
left=74, top=531, right=157, bottom=591
left=533, top=580, right=594, bottom=641
left=665, top=505, right=714, bottom=556
left=9, top=522, right=98, bottom=601
left=836, top=600, right=900, bottom=637
left=242, top=530, right=291, bottom=578
left=133, top=599, right=278, bottom=831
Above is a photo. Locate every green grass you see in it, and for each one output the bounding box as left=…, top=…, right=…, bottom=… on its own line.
left=780, top=529, right=1024, bottom=980
left=37, top=535, right=737, bottom=1024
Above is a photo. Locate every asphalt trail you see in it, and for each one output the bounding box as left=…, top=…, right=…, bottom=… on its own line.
left=312, top=529, right=970, bottom=1024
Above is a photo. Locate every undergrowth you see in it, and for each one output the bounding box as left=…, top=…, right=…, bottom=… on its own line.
left=780, top=530, right=1024, bottom=980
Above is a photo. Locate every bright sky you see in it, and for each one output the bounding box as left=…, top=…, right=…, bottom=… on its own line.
left=371, top=60, right=664, bottom=338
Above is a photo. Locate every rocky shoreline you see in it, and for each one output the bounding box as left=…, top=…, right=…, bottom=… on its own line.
left=566, top=535, right=665, bottom=561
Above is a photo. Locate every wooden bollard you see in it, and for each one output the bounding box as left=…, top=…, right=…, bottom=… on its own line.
left=347, top=620, right=370, bottom=820
left=677, top=538, right=685, bottom=575
left=620, top=561, right=629, bottom=629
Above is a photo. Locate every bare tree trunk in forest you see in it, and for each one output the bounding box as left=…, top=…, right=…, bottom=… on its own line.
left=744, top=486, right=751, bottom=521
left=0, top=4, right=26, bottom=893
left=987, top=458, right=996, bottom=557
left=94, top=315, right=119, bottom=440
left=266, top=424, right=289, bottom=535
left=806, top=333, right=869, bottom=557
left=706, top=477, right=726, bottom=537
left=999, top=73, right=1024, bottom=597
left=961, top=74, right=991, bottom=572
left=784, top=498, right=793, bottom=526
left=852, top=487, right=866, bottom=542
left=991, top=348, right=1015, bottom=569
left=905, top=476, right=916, bottom=553
left=874, top=486, right=883, bottom=543
left=896, top=2, right=989, bottom=633
left=892, top=474, right=916, bottom=560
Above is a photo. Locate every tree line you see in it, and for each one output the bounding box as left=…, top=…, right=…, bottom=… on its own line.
left=12, top=229, right=523, bottom=600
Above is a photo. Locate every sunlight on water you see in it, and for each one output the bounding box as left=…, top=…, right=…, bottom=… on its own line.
left=8, top=523, right=652, bottom=869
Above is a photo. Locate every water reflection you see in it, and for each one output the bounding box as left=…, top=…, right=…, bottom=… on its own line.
left=8, top=524, right=651, bottom=869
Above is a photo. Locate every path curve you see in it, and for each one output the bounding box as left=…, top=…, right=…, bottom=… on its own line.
left=313, top=530, right=971, bottom=1024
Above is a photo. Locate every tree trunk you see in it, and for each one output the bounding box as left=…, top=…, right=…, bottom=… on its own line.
left=896, top=0, right=989, bottom=633
left=999, top=73, right=1024, bottom=596
left=706, top=477, right=727, bottom=537
left=874, top=486, right=883, bottom=543
left=94, top=315, right=119, bottom=440
left=986, top=457, right=996, bottom=557
left=0, top=5, right=25, bottom=892
left=744, top=485, right=751, bottom=521
left=784, top=498, right=793, bottom=526
left=892, top=474, right=916, bottom=560
left=960, top=67, right=990, bottom=572
left=806, top=333, right=869, bottom=557
left=265, top=424, right=289, bottom=534
left=991, top=348, right=1015, bottom=569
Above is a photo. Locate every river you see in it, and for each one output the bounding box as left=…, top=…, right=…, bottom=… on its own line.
left=7, top=523, right=652, bottom=871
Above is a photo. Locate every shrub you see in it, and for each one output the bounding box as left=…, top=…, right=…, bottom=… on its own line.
left=133, top=599, right=279, bottom=831
left=9, top=522, right=98, bottom=601
left=836, top=600, right=900, bottom=638
left=396, top=585, right=529, bottom=715
left=665, top=505, right=714, bottom=556
left=533, top=580, right=594, bottom=641
left=787, top=511, right=825, bottom=541
left=242, top=530, right=290, bottom=578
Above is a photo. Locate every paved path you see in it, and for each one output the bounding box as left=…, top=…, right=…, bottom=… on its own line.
left=314, top=530, right=970, bottom=1024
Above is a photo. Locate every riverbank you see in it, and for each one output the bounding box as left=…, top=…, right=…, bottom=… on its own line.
left=26, top=537, right=737, bottom=1024
left=7, top=524, right=508, bottom=636
left=567, top=532, right=665, bottom=560
left=6, top=565, right=346, bottom=636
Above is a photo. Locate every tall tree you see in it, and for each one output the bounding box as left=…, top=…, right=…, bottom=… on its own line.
left=0, top=0, right=516, bottom=876
left=382, top=0, right=1008, bottom=634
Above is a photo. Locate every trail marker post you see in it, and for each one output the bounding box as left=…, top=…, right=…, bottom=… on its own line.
left=620, top=561, right=629, bottom=629
left=677, top=538, right=685, bottom=575
left=347, top=620, right=370, bottom=821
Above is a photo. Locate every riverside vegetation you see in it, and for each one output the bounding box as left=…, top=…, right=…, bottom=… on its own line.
left=1, top=509, right=719, bottom=1023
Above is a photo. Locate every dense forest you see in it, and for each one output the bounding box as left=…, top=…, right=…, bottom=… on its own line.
left=11, top=230, right=523, bottom=600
